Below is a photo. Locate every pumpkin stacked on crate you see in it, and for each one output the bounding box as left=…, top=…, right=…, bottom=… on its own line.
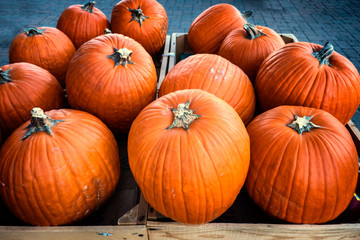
left=111, top=0, right=168, bottom=56
left=158, top=54, right=256, bottom=125
left=0, top=108, right=120, bottom=226
left=65, top=33, right=158, bottom=134
left=56, top=1, right=111, bottom=49
left=246, top=106, right=359, bottom=223
left=0, top=62, right=65, bottom=140
left=9, top=27, right=76, bottom=87
left=128, top=89, right=251, bottom=224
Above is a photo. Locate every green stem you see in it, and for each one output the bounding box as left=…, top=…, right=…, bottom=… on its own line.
left=0, top=69, right=11, bottom=84
left=127, top=5, right=149, bottom=27
left=25, top=27, right=44, bottom=37
left=107, top=47, right=135, bottom=67
left=167, top=100, right=201, bottom=130
left=311, top=42, right=334, bottom=66
left=82, top=1, right=96, bottom=13
left=22, top=108, right=64, bottom=140
left=104, top=28, right=112, bottom=34
left=244, top=23, right=266, bottom=40
left=286, top=114, right=321, bottom=135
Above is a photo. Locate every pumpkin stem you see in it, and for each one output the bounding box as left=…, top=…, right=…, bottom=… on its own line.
left=22, top=108, right=64, bottom=140
left=25, top=27, right=44, bottom=37
left=244, top=23, right=267, bottom=40
left=104, top=28, right=112, bottom=34
left=166, top=100, right=201, bottom=130
left=286, top=114, right=321, bottom=135
left=242, top=10, right=253, bottom=18
left=0, top=69, right=11, bottom=84
left=107, top=47, right=135, bottom=67
left=82, top=1, right=96, bottom=13
left=311, top=42, right=334, bottom=66
left=127, top=5, right=149, bottom=27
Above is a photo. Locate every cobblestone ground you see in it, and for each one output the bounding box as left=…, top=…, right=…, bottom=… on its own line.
left=1, top=0, right=360, bottom=125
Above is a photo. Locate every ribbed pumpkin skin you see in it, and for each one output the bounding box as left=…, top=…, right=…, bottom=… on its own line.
left=188, top=4, right=247, bottom=54
left=0, top=109, right=120, bottom=226
left=158, top=54, right=256, bottom=125
left=111, top=0, right=168, bottom=56
left=9, top=27, right=75, bottom=86
left=246, top=106, right=359, bottom=224
left=57, top=3, right=110, bottom=49
left=66, top=33, right=157, bottom=134
left=255, top=42, right=360, bottom=124
left=218, top=25, right=285, bottom=81
left=128, top=89, right=250, bottom=224
left=0, top=62, right=64, bottom=139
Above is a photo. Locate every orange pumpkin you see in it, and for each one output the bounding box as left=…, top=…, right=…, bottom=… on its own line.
left=111, top=0, right=168, bottom=56
left=159, top=54, right=256, bottom=125
left=128, top=89, right=250, bottom=224
left=9, top=27, right=75, bottom=86
left=0, top=108, right=120, bottom=226
left=246, top=105, right=359, bottom=223
left=255, top=42, right=360, bottom=124
left=188, top=4, right=251, bottom=54
left=66, top=33, right=157, bottom=134
left=218, top=24, right=285, bottom=81
left=0, top=62, right=64, bottom=139
left=57, top=1, right=110, bottom=49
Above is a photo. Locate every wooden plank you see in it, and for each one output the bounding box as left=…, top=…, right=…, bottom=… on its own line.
left=346, top=120, right=360, bottom=156
left=0, top=225, right=147, bottom=240
left=168, top=33, right=178, bottom=72
left=147, top=221, right=360, bottom=240
left=156, top=35, right=171, bottom=96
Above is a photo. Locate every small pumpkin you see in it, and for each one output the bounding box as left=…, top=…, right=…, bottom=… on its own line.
left=159, top=54, right=256, bottom=125
left=9, top=27, right=76, bottom=86
left=255, top=42, right=360, bottom=124
left=128, top=89, right=250, bottom=224
left=0, top=108, right=120, bottom=226
left=218, top=23, right=285, bottom=81
left=57, top=1, right=111, bottom=49
left=246, top=105, right=359, bottom=223
left=111, top=0, right=168, bottom=56
left=66, top=33, right=157, bottom=134
left=0, top=62, right=65, bottom=139
left=188, top=4, right=251, bottom=54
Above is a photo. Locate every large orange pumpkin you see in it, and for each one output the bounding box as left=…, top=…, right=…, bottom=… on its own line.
left=255, top=42, right=360, bottom=124
left=246, top=105, right=359, bottom=223
left=9, top=27, right=76, bottom=86
left=218, top=24, right=285, bottom=82
left=128, top=89, right=250, bottom=224
left=57, top=1, right=110, bottom=49
left=0, top=62, right=64, bottom=139
left=66, top=33, right=157, bottom=134
left=188, top=4, right=251, bottom=54
left=0, top=108, right=120, bottom=226
left=111, top=0, right=168, bottom=56
left=158, top=54, right=256, bottom=125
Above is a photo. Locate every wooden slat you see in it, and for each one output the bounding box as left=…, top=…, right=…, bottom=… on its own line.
left=147, top=221, right=360, bottom=240
left=346, top=120, right=360, bottom=156
left=0, top=225, right=147, bottom=240
left=156, top=35, right=171, bottom=96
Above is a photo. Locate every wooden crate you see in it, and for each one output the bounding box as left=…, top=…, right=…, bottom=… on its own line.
left=1, top=34, right=360, bottom=239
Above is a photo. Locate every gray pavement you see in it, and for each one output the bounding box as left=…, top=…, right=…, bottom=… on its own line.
left=1, top=0, right=360, bottom=125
